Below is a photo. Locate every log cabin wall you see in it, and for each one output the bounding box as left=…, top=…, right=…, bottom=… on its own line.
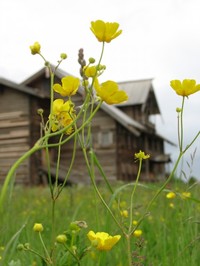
left=0, top=87, right=30, bottom=184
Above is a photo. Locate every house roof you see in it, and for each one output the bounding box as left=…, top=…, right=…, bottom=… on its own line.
left=117, top=79, right=160, bottom=114
left=0, top=77, right=48, bottom=99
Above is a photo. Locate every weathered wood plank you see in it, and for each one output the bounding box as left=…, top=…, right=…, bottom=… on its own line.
left=0, top=111, right=25, bottom=120
left=0, top=121, right=29, bottom=128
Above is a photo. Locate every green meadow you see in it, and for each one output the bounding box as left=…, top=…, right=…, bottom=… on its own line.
left=1, top=180, right=200, bottom=266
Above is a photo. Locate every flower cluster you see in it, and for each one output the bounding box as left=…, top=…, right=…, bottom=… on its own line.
left=50, top=99, right=75, bottom=134
left=134, top=150, right=150, bottom=160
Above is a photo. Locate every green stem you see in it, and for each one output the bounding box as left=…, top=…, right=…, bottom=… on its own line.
left=63, top=243, right=81, bottom=266
left=82, top=148, right=124, bottom=234
left=55, top=133, right=64, bottom=190
left=129, top=158, right=143, bottom=233
left=39, top=231, right=53, bottom=264
left=126, top=234, right=133, bottom=266
left=26, top=248, right=51, bottom=264
left=179, top=96, right=185, bottom=152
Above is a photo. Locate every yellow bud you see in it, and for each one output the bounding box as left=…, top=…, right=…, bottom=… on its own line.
left=60, top=53, right=67, bottom=59
left=133, top=229, right=142, bottom=238
left=30, top=42, right=41, bottom=55
left=56, top=234, right=67, bottom=244
left=176, top=107, right=182, bottom=113
left=33, top=223, right=43, bottom=232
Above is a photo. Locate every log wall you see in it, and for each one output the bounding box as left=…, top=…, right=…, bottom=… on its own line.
left=0, top=89, right=30, bottom=184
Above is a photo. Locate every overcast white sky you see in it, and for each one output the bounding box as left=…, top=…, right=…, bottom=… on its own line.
left=0, top=0, right=200, bottom=179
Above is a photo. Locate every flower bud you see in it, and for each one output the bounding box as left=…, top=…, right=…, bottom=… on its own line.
left=60, top=53, right=67, bottom=60
left=33, top=223, right=44, bottom=232
left=30, top=42, right=41, bottom=55
left=17, top=244, right=24, bottom=251
left=133, top=229, right=142, bottom=238
left=89, top=57, right=95, bottom=64
left=37, top=108, right=44, bottom=115
left=176, top=107, right=182, bottom=113
left=56, top=234, right=67, bottom=244
left=24, top=243, right=30, bottom=249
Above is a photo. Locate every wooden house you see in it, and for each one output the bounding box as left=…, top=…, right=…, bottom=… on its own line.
left=0, top=67, right=172, bottom=185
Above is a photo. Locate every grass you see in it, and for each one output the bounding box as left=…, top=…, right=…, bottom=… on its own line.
left=1, top=180, right=200, bottom=266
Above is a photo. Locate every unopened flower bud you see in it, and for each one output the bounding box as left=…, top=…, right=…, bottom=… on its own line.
left=60, top=53, right=67, bottom=60
left=24, top=243, right=30, bottom=249
left=17, top=244, right=24, bottom=251
left=82, top=80, right=89, bottom=87
left=176, top=107, right=182, bottom=113
left=89, top=57, right=95, bottom=64
left=33, top=223, right=43, bottom=232
left=56, top=234, right=67, bottom=244
left=37, top=108, right=44, bottom=115
left=30, top=42, right=41, bottom=55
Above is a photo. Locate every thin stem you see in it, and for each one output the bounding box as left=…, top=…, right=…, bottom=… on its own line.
left=126, top=235, right=133, bottom=266
left=63, top=243, right=81, bottom=266
left=54, top=133, right=64, bottom=190
left=82, top=147, right=125, bottom=234
left=39, top=232, right=53, bottom=264
left=179, top=96, right=185, bottom=152
left=128, top=158, right=143, bottom=233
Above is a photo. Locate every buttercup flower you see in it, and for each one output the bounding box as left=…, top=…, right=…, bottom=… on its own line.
left=166, top=192, right=176, bottom=199
left=94, top=79, right=128, bottom=104
left=87, top=231, right=121, bottom=251
left=33, top=223, right=43, bottom=232
left=133, top=229, right=143, bottom=238
left=53, top=76, right=80, bottom=97
left=90, top=20, right=122, bottom=43
left=134, top=150, right=150, bottom=160
left=170, top=79, right=200, bottom=97
left=50, top=99, right=75, bottom=134
left=30, top=42, right=41, bottom=55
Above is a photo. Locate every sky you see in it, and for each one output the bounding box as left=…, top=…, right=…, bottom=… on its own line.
left=0, top=0, right=200, bottom=180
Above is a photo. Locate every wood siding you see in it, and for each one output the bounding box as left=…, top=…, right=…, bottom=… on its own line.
left=0, top=89, right=30, bottom=184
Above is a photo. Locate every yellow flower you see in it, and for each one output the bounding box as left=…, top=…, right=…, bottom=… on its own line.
left=87, top=231, right=121, bottom=251
left=33, top=223, right=43, bottom=232
left=133, top=229, right=142, bottom=238
left=120, top=210, right=129, bottom=218
left=134, top=150, right=150, bottom=160
left=94, top=79, right=128, bottom=104
left=50, top=99, right=75, bottom=134
left=30, top=42, right=41, bottom=55
left=166, top=192, right=176, bottom=199
left=181, top=191, right=191, bottom=199
left=53, top=76, right=80, bottom=97
left=170, top=79, right=200, bottom=97
left=169, top=203, right=175, bottom=208
left=90, top=20, right=122, bottom=43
